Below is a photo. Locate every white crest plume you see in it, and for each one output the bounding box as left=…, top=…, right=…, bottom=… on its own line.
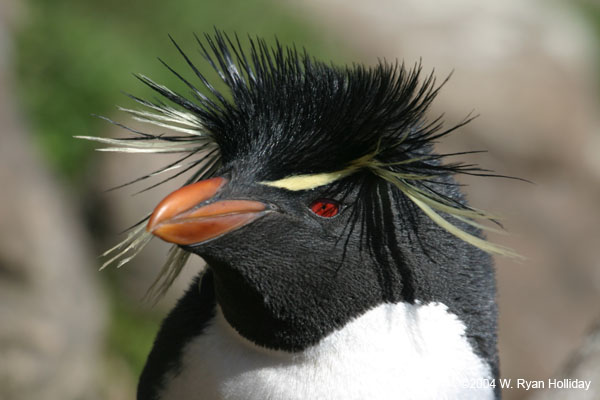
left=77, top=75, right=221, bottom=301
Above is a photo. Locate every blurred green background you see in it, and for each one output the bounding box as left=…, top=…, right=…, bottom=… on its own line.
left=15, top=0, right=353, bottom=181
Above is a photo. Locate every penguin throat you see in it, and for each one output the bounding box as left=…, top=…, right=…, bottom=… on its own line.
left=206, top=258, right=395, bottom=352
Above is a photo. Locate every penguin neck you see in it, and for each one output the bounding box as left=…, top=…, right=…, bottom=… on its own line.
left=205, top=256, right=406, bottom=352
left=157, top=272, right=496, bottom=400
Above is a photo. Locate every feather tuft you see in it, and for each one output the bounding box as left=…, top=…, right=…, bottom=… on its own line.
left=80, top=30, right=521, bottom=300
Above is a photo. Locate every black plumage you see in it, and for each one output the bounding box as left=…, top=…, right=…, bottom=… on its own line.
left=82, top=31, right=513, bottom=400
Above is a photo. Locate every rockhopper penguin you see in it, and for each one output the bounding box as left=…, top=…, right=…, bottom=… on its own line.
left=82, top=31, right=516, bottom=400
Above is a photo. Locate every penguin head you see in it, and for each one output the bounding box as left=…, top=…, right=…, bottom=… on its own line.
left=82, top=31, right=512, bottom=352
left=146, top=172, right=391, bottom=349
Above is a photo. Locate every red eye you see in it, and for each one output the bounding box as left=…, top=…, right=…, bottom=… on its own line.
left=309, top=199, right=340, bottom=218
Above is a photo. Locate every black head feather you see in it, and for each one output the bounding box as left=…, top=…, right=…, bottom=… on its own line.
left=79, top=30, right=517, bottom=296
left=143, top=32, right=455, bottom=180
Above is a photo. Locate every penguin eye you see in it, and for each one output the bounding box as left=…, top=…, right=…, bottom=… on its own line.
left=309, top=199, right=340, bottom=218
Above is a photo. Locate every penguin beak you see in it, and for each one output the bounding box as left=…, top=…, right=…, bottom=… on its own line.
left=146, top=177, right=268, bottom=245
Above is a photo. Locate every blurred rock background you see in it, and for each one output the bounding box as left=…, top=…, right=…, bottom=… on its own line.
left=1, top=0, right=599, bottom=399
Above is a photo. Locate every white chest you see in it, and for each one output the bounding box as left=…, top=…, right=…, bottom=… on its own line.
left=159, top=302, right=494, bottom=400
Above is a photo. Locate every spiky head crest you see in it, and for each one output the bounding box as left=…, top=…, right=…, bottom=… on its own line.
left=79, top=31, right=519, bottom=299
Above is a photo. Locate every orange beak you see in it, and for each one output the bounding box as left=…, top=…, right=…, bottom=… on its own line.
left=146, top=177, right=268, bottom=245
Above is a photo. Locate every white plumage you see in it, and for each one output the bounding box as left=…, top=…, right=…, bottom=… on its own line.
left=159, top=301, right=493, bottom=400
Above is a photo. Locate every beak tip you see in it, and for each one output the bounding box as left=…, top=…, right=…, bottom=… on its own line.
left=146, top=212, right=160, bottom=234
left=145, top=177, right=226, bottom=236
left=146, top=208, right=164, bottom=234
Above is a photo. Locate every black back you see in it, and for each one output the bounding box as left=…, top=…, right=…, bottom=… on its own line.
left=138, top=271, right=215, bottom=400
